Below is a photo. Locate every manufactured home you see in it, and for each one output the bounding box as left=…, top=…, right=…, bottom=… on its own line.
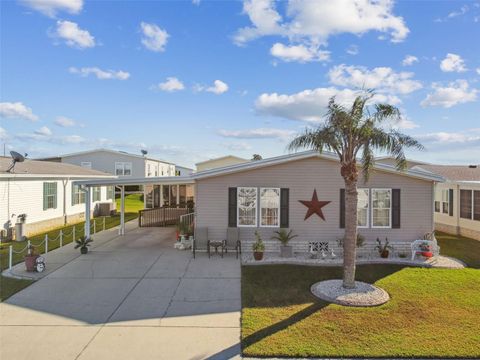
left=0, top=157, right=116, bottom=238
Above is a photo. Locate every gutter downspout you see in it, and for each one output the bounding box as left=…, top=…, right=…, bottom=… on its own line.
left=63, top=179, right=68, bottom=225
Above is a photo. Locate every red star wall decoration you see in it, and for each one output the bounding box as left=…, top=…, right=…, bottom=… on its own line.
left=299, top=189, right=331, bottom=221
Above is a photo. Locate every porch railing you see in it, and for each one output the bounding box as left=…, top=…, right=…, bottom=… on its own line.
left=138, top=207, right=189, bottom=227
left=179, top=212, right=195, bottom=228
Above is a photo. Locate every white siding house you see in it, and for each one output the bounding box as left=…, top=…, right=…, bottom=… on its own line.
left=1, top=157, right=116, bottom=238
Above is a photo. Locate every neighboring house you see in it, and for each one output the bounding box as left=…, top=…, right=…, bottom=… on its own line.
left=0, top=157, right=115, bottom=238
left=196, top=155, right=249, bottom=172
left=194, top=151, right=443, bottom=252
left=38, top=148, right=176, bottom=178
left=413, top=164, right=480, bottom=241
left=175, top=165, right=194, bottom=176
left=375, top=156, right=429, bottom=169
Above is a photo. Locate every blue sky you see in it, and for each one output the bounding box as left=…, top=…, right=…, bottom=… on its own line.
left=1, top=0, right=479, bottom=168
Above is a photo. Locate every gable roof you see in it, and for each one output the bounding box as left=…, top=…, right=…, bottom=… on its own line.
left=193, top=150, right=444, bottom=182
left=413, top=164, right=480, bottom=182
left=0, top=157, right=115, bottom=178
left=195, top=155, right=248, bottom=166
left=37, top=148, right=174, bottom=165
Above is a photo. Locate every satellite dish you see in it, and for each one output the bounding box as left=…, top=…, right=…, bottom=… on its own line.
left=6, top=150, right=25, bottom=173
left=141, top=149, right=148, bottom=156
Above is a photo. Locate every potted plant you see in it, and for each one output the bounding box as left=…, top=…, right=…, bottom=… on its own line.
left=271, top=229, right=297, bottom=258
left=252, top=231, right=265, bottom=261
left=75, top=236, right=93, bottom=254
left=24, top=243, right=38, bottom=272
left=420, top=241, right=433, bottom=258
left=375, top=237, right=393, bottom=258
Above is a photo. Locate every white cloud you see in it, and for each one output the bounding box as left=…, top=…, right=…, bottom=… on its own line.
left=140, top=22, right=169, bottom=52
left=270, top=43, right=329, bottom=62
left=152, top=77, right=185, bottom=92
left=69, top=67, right=130, bottom=80
left=477, top=68, right=480, bottom=75
left=0, top=102, right=39, bottom=121
left=19, top=0, right=83, bottom=17
left=447, top=5, right=469, bottom=19
left=54, top=116, right=76, bottom=127
left=54, top=20, right=95, bottom=49
left=0, top=127, right=7, bottom=140
left=402, top=55, right=418, bottom=66
left=195, top=80, right=229, bottom=94
left=421, top=80, right=477, bottom=108
left=440, top=53, right=467, bottom=72
left=221, top=142, right=253, bottom=151
left=192, top=0, right=201, bottom=5
left=218, top=128, right=295, bottom=140
left=328, top=64, right=422, bottom=95
left=234, top=0, right=409, bottom=61
left=346, top=45, right=359, bottom=55
left=255, top=87, right=401, bottom=122
left=34, top=126, right=52, bottom=136
left=417, top=129, right=480, bottom=144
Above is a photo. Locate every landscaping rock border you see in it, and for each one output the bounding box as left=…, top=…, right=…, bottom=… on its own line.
left=311, top=279, right=390, bottom=307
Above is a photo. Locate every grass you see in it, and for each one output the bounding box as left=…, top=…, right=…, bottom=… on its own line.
left=242, top=235, right=480, bottom=358
left=0, top=194, right=144, bottom=301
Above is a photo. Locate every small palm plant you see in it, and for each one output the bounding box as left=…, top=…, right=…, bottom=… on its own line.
left=75, top=236, right=93, bottom=254
left=271, top=229, right=298, bottom=258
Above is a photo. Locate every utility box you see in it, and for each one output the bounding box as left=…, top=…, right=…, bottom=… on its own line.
left=15, top=222, right=25, bottom=241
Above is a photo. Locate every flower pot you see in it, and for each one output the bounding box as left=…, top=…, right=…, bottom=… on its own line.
left=380, top=250, right=389, bottom=258
left=421, top=251, right=433, bottom=258
left=80, top=247, right=88, bottom=254
left=280, top=245, right=293, bottom=258
left=25, top=255, right=39, bottom=272
left=253, top=251, right=264, bottom=261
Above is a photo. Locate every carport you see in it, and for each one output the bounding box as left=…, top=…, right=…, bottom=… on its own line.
left=74, top=176, right=195, bottom=238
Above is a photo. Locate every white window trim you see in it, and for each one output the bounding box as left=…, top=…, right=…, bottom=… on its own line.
left=357, top=188, right=369, bottom=229
left=371, top=188, right=392, bottom=229
left=259, top=187, right=280, bottom=228
left=80, top=161, right=92, bottom=169
left=460, top=189, right=478, bottom=221
left=237, top=187, right=258, bottom=228
left=442, top=189, right=449, bottom=215
left=115, top=162, right=132, bottom=176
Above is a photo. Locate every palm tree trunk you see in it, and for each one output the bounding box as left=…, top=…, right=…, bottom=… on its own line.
left=343, top=179, right=358, bottom=289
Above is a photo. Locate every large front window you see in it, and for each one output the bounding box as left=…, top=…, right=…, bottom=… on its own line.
left=92, top=187, right=101, bottom=202
left=441, top=189, right=449, bottom=214
left=237, top=187, right=257, bottom=227
left=72, top=184, right=86, bottom=205
left=260, top=188, right=280, bottom=227
left=357, top=188, right=369, bottom=227
left=43, top=182, right=57, bottom=210
left=372, top=189, right=391, bottom=228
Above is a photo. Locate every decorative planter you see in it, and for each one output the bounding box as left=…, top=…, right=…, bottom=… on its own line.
left=380, top=250, right=389, bottom=258
left=280, top=245, right=293, bottom=258
left=80, top=247, right=88, bottom=255
left=421, top=251, right=433, bottom=258
left=253, top=251, right=264, bottom=261
left=25, top=255, right=39, bottom=272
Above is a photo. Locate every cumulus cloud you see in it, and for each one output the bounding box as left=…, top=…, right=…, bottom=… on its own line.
left=328, top=64, right=422, bottom=95
left=54, top=116, right=76, bottom=127
left=140, top=22, right=169, bottom=52
left=255, top=87, right=401, bottom=122
left=152, top=77, right=185, bottom=92
left=0, top=102, right=39, bottom=121
left=440, top=53, right=467, bottom=72
left=421, top=80, right=477, bottom=108
left=234, top=0, right=408, bottom=62
left=270, top=43, right=329, bottom=62
left=402, top=55, right=418, bottom=66
left=218, top=128, right=296, bottom=140
left=19, top=0, right=83, bottom=17
left=54, top=20, right=95, bottom=49
left=69, top=67, right=130, bottom=80
left=195, top=80, right=229, bottom=94
left=34, top=126, right=52, bottom=136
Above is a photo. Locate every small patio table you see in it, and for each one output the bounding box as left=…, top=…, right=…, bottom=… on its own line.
left=209, top=240, right=224, bottom=258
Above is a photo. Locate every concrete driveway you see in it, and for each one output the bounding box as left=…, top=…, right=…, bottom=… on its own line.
left=0, top=225, right=241, bottom=360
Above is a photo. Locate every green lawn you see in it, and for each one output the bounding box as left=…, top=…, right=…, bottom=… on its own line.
left=242, top=234, right=480, bottom=358
left=116, top=193, right=145, bottom=213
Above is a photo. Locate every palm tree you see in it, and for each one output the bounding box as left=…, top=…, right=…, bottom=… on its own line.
left=288, top=91, right=423, bottom=289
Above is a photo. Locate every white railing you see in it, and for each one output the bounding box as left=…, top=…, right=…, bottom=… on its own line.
left=7, top=217, right=107, bottom=271
left=179, top=212, right=195, bottom=228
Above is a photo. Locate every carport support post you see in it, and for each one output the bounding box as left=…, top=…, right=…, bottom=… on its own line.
left=84, top=186, right=91, bottom=240
left=119, top=185, right=125, bottom=235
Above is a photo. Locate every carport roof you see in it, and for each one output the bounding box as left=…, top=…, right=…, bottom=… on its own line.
left=74, top=176, right=195, bottom=187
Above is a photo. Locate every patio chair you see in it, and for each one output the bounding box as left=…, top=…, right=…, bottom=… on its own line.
left=222, top=227, right=241, bottom=259
left=193, top=227, right=211, bottom=259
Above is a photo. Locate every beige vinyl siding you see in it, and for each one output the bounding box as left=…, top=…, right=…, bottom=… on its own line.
left=196, top=157, right=434, bottom=246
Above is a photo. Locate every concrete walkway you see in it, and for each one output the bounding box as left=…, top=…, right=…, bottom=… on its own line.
left=0, top=224, right=241, bottom=360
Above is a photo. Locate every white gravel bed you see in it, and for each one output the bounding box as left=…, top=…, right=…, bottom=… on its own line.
left=311, top=279, right=390, bottom=307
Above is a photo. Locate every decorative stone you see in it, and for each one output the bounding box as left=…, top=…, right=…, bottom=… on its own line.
left=311, top=279, right=390, bottom=307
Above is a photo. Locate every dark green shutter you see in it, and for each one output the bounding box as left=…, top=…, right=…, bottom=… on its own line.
left=392, top=189, right=401, bottom=228
left=280, top=188, right=289, bottom=228
left=340, top=188, right=345, bottom=228
left=228, top=187, right=237, bottom=227
left=43, top=183, right=48, bottom=210
left=449, top=189, right=454, bottom=216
